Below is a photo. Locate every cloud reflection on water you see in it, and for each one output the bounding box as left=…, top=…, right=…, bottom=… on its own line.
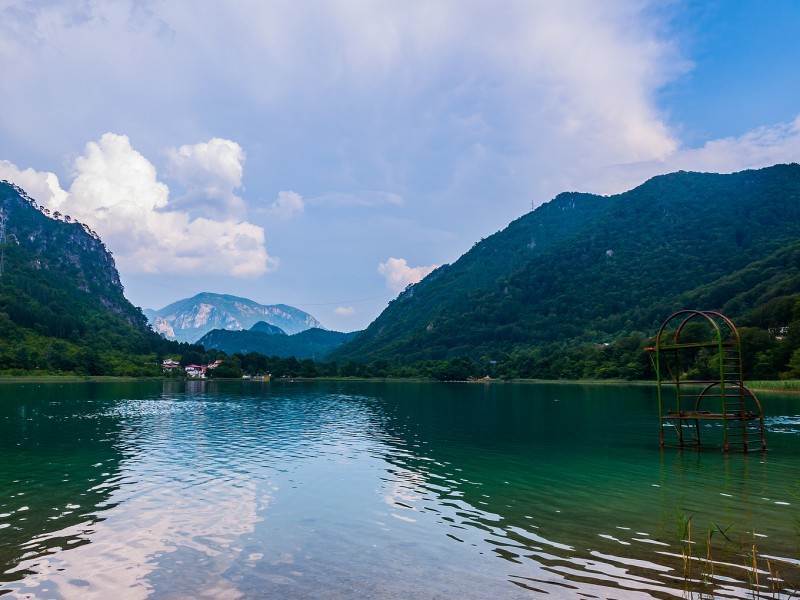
left=3, top=381, right=800, bottom=598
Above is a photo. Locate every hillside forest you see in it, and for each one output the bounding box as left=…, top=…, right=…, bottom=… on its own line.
left=1, top=165, right=800, bottom=382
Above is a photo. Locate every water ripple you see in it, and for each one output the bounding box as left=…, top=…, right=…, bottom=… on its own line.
left=1, top=382, right=799, bottom=598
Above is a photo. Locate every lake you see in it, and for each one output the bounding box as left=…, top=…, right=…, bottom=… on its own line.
left=1, top=380, right=798, bottom=599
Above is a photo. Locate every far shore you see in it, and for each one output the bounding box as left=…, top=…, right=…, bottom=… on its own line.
left=0, top=375, right=798, bottom=393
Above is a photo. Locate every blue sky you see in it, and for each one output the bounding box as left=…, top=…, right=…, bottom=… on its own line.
left=1, top=0, right=799, bottom=332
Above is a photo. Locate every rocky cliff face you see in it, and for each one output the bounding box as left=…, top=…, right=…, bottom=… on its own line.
left=0, top=180, right=147, bottom=330
left=145, top=292, right=323, bottom=343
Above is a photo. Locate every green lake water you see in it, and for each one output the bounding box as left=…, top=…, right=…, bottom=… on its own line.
left=1, top=380, right=799, bottom=598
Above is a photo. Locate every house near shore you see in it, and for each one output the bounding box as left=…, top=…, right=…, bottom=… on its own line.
left=162, top=358, right=224, bottom=377
left=185, top=364, right=206, bottom=378
left=162, top=358, right=181, bottom=372
left=185, top=360, right=224, bottom=378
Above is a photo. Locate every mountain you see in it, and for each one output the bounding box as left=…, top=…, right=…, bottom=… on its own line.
left=0, top=180, right=166, bottom=375
left=197, top=326, right=358, bottom=359
left=332, top=164, right=800, bottom=368
left=250, top=320, right=287, bottom=335
left=145, top=292, right=323, bottom=343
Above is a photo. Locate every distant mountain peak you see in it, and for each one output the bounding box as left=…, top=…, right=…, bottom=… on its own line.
left=145, top=292, right=323, bottom=343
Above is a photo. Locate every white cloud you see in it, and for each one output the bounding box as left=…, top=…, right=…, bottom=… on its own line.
left=585, top=116, right=800, bottom=195
left=0, top=1, right=684, bottom=206
left=0, top=133, right=275, bottom=278
left=68, top=132, right=169, bottom=217
left=334, top=306, right=356, bottom=316
left=167, top=138, right=244, bottom=189
left=0, top=161, right=67, bottom=207
left=267, top=190, right=305, bottom=219
left=378, top=257, right=438, bottom=293
left=667, top=116, right=800, bottom=172
left=165, top=138, right=247, bottom=219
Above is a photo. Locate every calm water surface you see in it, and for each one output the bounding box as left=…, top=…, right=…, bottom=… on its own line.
left=1, top=381, right=799, bottom=599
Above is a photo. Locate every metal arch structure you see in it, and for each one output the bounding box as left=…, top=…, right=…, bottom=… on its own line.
left=647, top=310, right=766, bottom=452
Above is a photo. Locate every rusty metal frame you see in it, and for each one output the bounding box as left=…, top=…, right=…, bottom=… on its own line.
left=647, top=310, right=766, bottom=452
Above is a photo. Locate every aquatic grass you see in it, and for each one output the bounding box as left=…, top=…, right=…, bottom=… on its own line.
left=696, top=523, right=733, bottom=595
left=676, top=508, right=694, bottom=544
left=699, top=528, right=714, bottom=596
left=752, top=544, right=760, bottom=594
left=676, top=516, right=800, bottom=599
left=677, top=518, right=722, bottom=599
left=707, top=521, right=733, bottom=544
left=676, top=509, right=697, bottom=595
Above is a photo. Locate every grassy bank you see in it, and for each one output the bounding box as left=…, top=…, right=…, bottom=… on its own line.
left=748, top=379, right=800, bottom=392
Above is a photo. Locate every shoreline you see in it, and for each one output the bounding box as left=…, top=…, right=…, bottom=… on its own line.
left=0, top=375, right=798, bottom=393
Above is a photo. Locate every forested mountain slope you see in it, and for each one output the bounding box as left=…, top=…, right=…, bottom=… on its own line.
left=198, top=326, right=358, bottom=360
left=0, top=181, right=171, bottom=374
left=333, top=164, right=800, bottom=368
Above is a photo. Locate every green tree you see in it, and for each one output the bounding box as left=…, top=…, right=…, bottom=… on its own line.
left=212, top=357, right=242, bottom=378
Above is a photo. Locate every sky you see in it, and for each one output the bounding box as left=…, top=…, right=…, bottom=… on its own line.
left=1, top=0, right=799, bottom=332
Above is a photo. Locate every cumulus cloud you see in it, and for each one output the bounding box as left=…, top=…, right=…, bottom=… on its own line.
left=165, top=138, right=247, bottom=219
left=67, top=133, right=169, bottom=218
left=0, top=160, right=67, bottom=207
left=0, top=133, right=275, bottom=277
left=334, top=306, right=356, bottom=316
left=267, top=190, right=305, bottom=219
left=378, top=257, right=438, bottom=293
